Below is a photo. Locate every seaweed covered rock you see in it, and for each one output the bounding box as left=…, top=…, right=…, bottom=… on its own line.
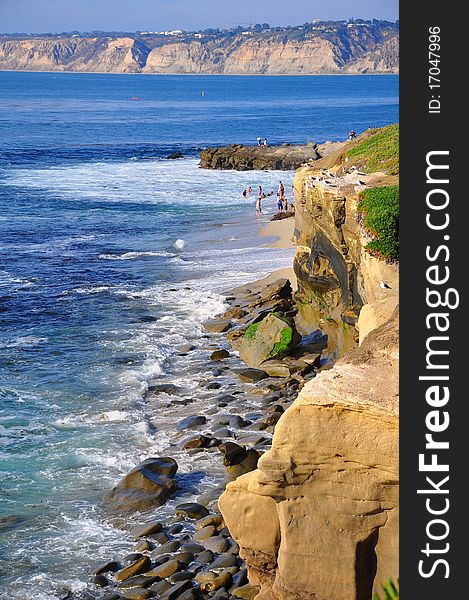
left=239, top=313, right=301, bottom=368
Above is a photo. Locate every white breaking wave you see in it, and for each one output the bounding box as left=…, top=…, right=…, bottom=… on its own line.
left=99, top=251, right=172, bottom=260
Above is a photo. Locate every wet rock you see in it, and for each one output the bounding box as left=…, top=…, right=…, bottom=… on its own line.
left=130, top=522, right=163, bottom=540
left=196, top=514, right=224, bottom=530
left=175, top=502, right=209, bottom=520
left=160, top=581, right=193, bottom=600
left=218, top=443, right=260, bottom=480
left=176, top=590, right=197, bottom=600
left=226, top=327, right=246, bottom=341
left=147, top=383, right=182, bottom=396
left=257, top=412, right=283, bottom=430
left=193, top=525, right=216, bottom=542
left=116, top=575, right=159, bottom=589
left=148, top=580, right=172, bottom=594
left=150, top=531, right=170, bottom=544
left=203, top=319, right=232, bottom=333
left=203, top=536, right=230, bottom=554
left=167, top=523, right=184, bottom=535
left=183, top=435, right=212, bottom=450
left=181, top=542, right=205, bottom=554
left=259, top=358, right=306, bottom=378
left=115, top=556, right=151, bottom=582
left=178, top=344, right=196, bottom=353
left=103, top=458, right=178, bottom=514
left=123, top=553, right=144, bottom=564
left=173, top=552, right=194, bottom=566
left=207, top=382, right=222, bottom=390
left=212, top=427, right=234, bottom=438
left=211, top=349, right=230, bottom=361
left=228, top=416, right=250, bottom=429
left=223, top=307, right=247, bottom=320
left=201, top=570, right=233, bottom=592
left=133, top=540, right=153, bottom=553
left=120, top=589, right=152, bottom=600
left=237, top=368, right=268, bottom=383
left=195, top=570, right=217, bottom=585
left=197, top=549, right=215, bottom=564
left=146, top=559, right=181, bottom=579
left=90, top=560, right=120, bottom=576
left=169, top=571, right=195, bottom=583
left=151, top=540, right=181, bottom=558
left=166, top=151, right=183, bottom=160
left=210, top=554, right=238, bottom=569
left=176, top=415, right=207, bottom=431
left=231, top=567, right=248, bottom=588
left=231, top=584, right=261, bottom=599
left=93, top=574, right=108, bottom=588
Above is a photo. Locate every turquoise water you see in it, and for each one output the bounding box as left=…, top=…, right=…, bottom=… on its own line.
left=0, top=72, right=398, bottom=598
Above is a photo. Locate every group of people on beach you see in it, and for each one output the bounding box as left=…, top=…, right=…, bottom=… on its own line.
left=256, top=137, right=268, bottom=147
left=242, top=181, right=294, bottom=215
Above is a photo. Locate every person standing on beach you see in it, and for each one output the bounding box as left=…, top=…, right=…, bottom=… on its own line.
left=277, top=193, right=283, bottom=213
left=257, top=137, right=262, bottom=146
left=278, top=180, right=285, bottom=200
left=256, top=186, right=263, bottom=214
left=264, top=138, right=268, bottom=147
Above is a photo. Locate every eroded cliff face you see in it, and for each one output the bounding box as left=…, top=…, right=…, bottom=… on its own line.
left=0, top=28, right=398, bottom=74
left=292, top=162, right=398, bottom=356
left=219, top=308, right=399, bottom=600
left=0, top=37, right=149, bottom=72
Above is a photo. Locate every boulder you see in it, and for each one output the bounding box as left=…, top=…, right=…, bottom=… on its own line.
left=237, top=368, right=268, bottom=383
left=259, top=358, right=307, bottom=379
left=102, top=457, right=178, bottom=514
left=203, top=319, right=232, bottom=333
left=223, top=306, right=248, bottom=320
left=130, top=521, right=163, bottom=540
left=176, top=502, right=210, bottom=520
left=115, top=556, right=151, bottom=582
left=176, top=415, right=207, bottom=431
left=239, top=314, right=301, bottom=368
left=210, top=349, right=230, bottom=361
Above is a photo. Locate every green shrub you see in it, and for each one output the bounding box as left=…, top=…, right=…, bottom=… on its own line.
left=347, top=124, right=399, bottom=175
left=358, top=185, right=399, bottom=260
left=373, top=578, right=399, bottom=600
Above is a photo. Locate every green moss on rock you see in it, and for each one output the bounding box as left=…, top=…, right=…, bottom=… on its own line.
left=270, top=327, right=294, bottom=357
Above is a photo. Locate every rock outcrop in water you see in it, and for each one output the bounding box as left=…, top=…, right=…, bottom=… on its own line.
left=199, top=142, right=344, bottom=171
left=0, top=22, right=398, bottom=74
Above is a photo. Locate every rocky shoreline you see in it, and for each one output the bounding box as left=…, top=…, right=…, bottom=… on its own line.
left=199, top=141, right=345, bottom=171
left=89, top=277, right=325, bottom=600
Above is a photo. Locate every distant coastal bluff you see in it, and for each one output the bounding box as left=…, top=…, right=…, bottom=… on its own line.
left=0, top=20, right=398, bottom=74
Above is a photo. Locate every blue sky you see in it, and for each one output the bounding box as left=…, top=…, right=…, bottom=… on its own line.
left=1, top=0, right=399, bottom=33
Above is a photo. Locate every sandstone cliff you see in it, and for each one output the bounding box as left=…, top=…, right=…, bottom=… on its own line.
left=0, top=23, right=398, bottom=74
left=219, top=308, right=399, bottom=600
left=0, top=37, right=149, bottom=73
left=292, top=130, right=399, bottom=356
left=219, top=125, right=400, bottom=599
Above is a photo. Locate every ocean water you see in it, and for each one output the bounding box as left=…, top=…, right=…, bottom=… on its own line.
left=0, top=72, right=398, bottom=598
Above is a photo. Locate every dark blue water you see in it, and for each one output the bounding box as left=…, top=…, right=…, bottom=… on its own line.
left=0, top=72, right=398, bottom=598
